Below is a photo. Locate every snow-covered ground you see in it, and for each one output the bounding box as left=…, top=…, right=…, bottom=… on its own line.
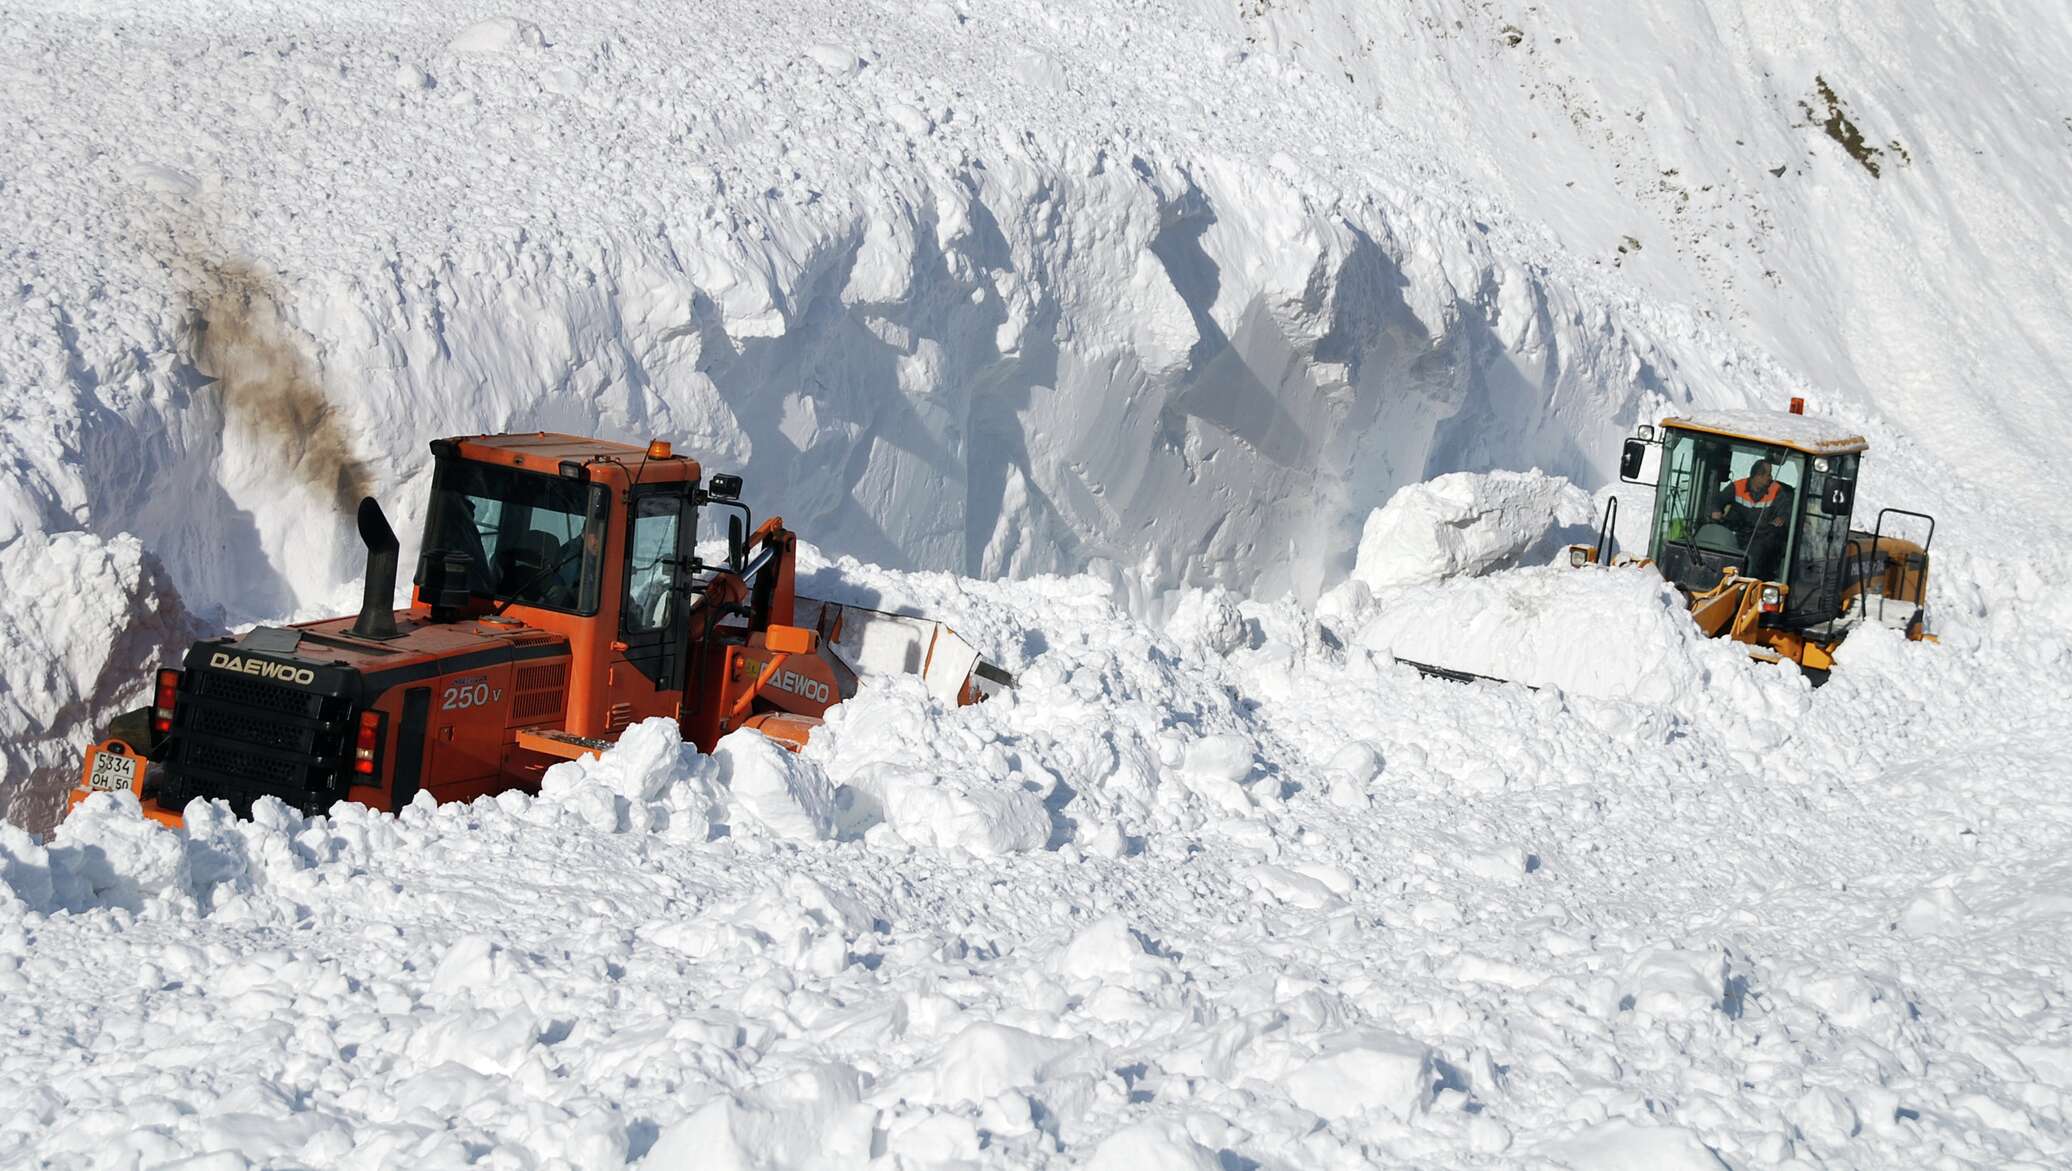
left=6, top=0, right=2072, bottom=1166
left=9, top=541, right=2072, bottom=1168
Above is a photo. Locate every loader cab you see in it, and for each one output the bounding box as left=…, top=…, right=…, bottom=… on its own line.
left=1641, top=413, right=1867, bottom=628
left=413, top=434, right=709, bottom=737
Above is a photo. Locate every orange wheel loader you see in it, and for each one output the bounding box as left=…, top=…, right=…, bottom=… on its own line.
left=70, top=433, right=1008, bottom=828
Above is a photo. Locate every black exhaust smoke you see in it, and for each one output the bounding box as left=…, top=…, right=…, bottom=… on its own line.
left=351, top=497, right=401, bottom=640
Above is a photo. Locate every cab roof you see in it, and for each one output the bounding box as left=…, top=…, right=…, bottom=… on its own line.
left=453, top=433, right=649, bottom=462
left=443, top=433, right=703, bottom=482
left=1661, top=409, right=1869, bottom=455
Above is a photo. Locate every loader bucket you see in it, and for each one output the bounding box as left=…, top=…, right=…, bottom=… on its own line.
left=794, top=595, right=1012, bottom=705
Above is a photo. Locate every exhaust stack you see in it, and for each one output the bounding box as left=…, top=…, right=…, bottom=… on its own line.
left=351, top=497, right=402, bottom=640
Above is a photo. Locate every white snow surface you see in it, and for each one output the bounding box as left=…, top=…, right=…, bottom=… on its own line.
left=6, top=0, right=2072, bottom=1167
left=7, top=547, right=2072, bottom=1168
left=1349, top=468, right=1593, bottom=590
left=6, top=0, right=2070, bottom=631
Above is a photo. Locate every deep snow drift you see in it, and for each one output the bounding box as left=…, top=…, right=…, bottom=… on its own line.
left=8, top=546, right=2072, bottom=1168
left=8, top=0, right=2070, bottom=617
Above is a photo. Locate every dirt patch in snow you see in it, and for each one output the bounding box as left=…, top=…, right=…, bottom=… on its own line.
left=1801, top=76, right=1906, bottom=178
left=177, top=256, right=371, bottom=513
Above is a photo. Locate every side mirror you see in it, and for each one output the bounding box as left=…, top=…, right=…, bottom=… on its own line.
left=1619, top=438, right=1650, bottom=483
left=728, top=515, right=746, bottom=573
left=763, top=625, right=818, bottom=655
left=1822, top=476, right=1856, bottom=516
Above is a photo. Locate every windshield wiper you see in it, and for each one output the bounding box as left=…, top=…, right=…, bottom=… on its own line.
left=493, top=543, right=582, bottom=615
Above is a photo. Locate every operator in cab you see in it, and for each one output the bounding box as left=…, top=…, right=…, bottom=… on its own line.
left=1709, top=459, right=1793, bottom=578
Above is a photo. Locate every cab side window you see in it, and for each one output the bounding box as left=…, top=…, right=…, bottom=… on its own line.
left=623, top=493, right=685, bottom=634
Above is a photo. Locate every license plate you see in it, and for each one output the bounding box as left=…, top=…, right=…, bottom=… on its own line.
left=88, top=751, right=137, bottom=792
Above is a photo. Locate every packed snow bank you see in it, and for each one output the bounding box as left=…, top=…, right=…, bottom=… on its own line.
left=1350, top=469, right=1594, bottom=589
left=1339, top=566, right=1792, bottom=705
left=537, top=719, right=835, bottom=842
left=30, top=0, right=2027, bottom=653
left=6, top=543, right=2072, bottom=1167
left=0, top=532, right=201, bottom=834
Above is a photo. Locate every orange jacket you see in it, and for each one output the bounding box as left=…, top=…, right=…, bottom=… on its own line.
left=1732, top=477, right=1782, bottom=508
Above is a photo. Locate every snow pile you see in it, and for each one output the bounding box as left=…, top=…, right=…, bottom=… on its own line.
left=1350, top=468, right=1595, bottom=589
left=7, top=546, right=2070, bottom=1167
left=1342, top=565, right=1791, bottom=705
left=537, top=718, right=835, bottom=841
left=0, top=532, right=201, bottom=833
left=1278, top=1030, right=1437, bottom=1124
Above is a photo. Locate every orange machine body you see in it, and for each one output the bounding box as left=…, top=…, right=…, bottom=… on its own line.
left=78, top=433, right=959, bottom=828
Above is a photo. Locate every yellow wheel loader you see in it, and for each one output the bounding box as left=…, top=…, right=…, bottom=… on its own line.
left=1571, top=400, right=1936, bottom=678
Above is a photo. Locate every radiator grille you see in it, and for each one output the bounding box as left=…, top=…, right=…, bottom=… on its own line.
left=189, top=706, right=314, bottom=753
left=192, top=671, right=322, bottom=717
left=184, top=741, right=302, bottom=788
left=511, top=660, right=569, bottom=723
left=160, top=665, right=351, bottom=817
left=515, top=662, right=568, bottom=690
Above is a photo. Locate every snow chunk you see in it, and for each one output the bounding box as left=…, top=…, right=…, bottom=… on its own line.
left=1182, top=733, right=1255, bottom=784
left=836, top=762, right=1049, bottom=856
left=1163, top=588, right=1250, bottom=656
left=539, top=718, right=723, bottom=837
left=1246, top=864, right=1345, bottom=910
left=1354, top=565, right=1777, bottom=705
left=1542, top=1118, right=1731, bottom=1169
left=1619, top=945, right=1729, bottom=1020
left=1898, top=887, right=1970, bottom=937
left=44, top=793, right=190, bottom=910
left=803, top=43, right=864, bottom=76
left=714, top=730, right=835, bottom=841
left=1351, top=470, right=1592, bottom=589
left=1281, top=1030, right=1435, bottom=1122
left=1053, top=915, right=1172, bottom=988
left=124, top=163, right=199, bottom=197
left=644, top=1064, right=876, bottom=1170
left=1083, top=1120, right=1221, bottom=1171
left=0, top=823, right=59, bottom=912
left=1171, top=732, right=1258, bottom=815
left=923, top=1022, right=1098, bottom=1105
left=537, top=720, right=832, bottom=840
left=0, top=531, right=198, bottom=834
left=448, top=17, right=546, bottom=54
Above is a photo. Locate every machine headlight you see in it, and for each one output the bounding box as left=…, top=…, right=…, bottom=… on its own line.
left=1636, top=424, right=1655, bottom=441
left=1813, top=457, right=1830, bottom=473
left=1759, top=584, right=1782, bottom=613
left=1569, top=547, right=1588, bottom=568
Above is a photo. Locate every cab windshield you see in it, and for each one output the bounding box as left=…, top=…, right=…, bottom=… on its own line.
left=1649, top=430, right=1804, bottom=594
left=418, top=460, right=609, bottom=614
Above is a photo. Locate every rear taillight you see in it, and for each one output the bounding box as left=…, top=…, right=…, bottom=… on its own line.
left=354, top=710, right=385, bottom=776
left=152, top=669, right=181, bottom=734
